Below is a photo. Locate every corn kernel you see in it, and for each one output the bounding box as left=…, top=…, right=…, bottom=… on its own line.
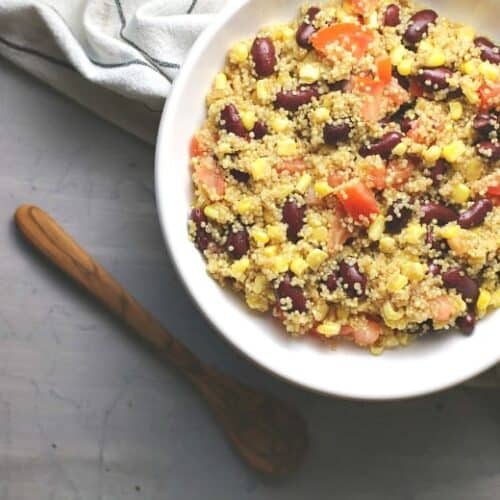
left=253, top=274, right=267, bottom=293
left=368, top=215, right=385, bottom=241
left=272, top=255, right=290, bottom=274
left=439, top=223, right=461, bottom=240
left=449, top=101, right=463, bottom=121
left=366, top=10, right=379, bottom=29
left=442, top=140, right=466, bottom=163
left=267, top=224, right=285, bottom=242
left=314, top=181, right=334, bottom=198
left=477, top=289, right=492, bottom=313
left=312, top=302, right=329, bottom=322
left=270, top=115, right=290, bottom=132
left=229, top=42, right=249, bottom=63
left=297, top=173, right=312, bottom=193
left=317, top=321, right=341, bottom=338
left=235, top=197, right=254, bottom=215
left=491, top=290, right=500, bottom=308
left=451, top=183, right=471, bottom=204
left=299, top=63, right=320, bottom=83
left=382, top=301, right=404, bottom=322
left=230, top=257, right=250, bottom=280
left=390, top=46, right=406, bottom=66
left=240, top=110, right=257, bottom=131
left=277, top=138, right=298, bottom=156
left=370, top=345, right=384, bottom=356
left=246, top=293, right=268, bottom=311
left=426, top=49, right=446, bottom=68
left=307, top=213, right=323, bottom=227
left=380, top=236, right=397, bottom=253
left=272, top=24, right=295, bottom=41
left=256, top=79, right=272, bottom=102
left=251, top=228, right=269, bottom=246
left=401, top=261, right=426, bottom=282
left=250, top=158, right=271, bottom=180
left=393, top=142, right=408, bottom=156
left=479, top=61, right=499, bottom=82
left=459, top=26, right=476, bottom=41
left=203, top=204, right=231, bottom=222
left=306, top=249, right=328, bottom=269
left=397, top=59, right=413, bottom=76
left=313, top=107, right=330, bottom=123
left=460, top=60, right=476, bottom=76
left=462, top=158, right=483, bottom=181
left=263, top=245, right=277, bottom=258
left=402, top=223, right=426, bottom=245
left=423, top=145, right=442, bottom=164
left=463, top=85, right=479, bottom=104
left=214, top=72, right=228, bottom=90
left=291, top=257, right=309, bottom=276
left=276, top=183, right=294, bottom=198
left=310, top=226, right=328, bottom=242
left=387, top=274, right=409, bottom=293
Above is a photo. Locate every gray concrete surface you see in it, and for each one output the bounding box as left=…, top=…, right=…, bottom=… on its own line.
left=0, top=58, right=499, bottom=500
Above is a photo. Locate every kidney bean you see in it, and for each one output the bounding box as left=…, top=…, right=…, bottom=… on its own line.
left=226, top=228, right=250, bottom=259
left=296, top=23, right=316, bottom=49
left=329, top=79, right=350, bottom=92
left=420, top=202, right=458, bottom=225
left=191, top=207, right=207, bottom=226
left=430, top=159, right=450, bottom=186
left=220, top=104, right=247, bottom=137
left=252, top=120, right=268, bottom=139
left=473, top=113, right=497, bottom=136
left=426, top=228, right=449, bottom=254
left=417, top=67, right=453, bottom=91
left=477, top=141, right=500, bottom=161
left=400, top=117, right=415, bottom=133
left=395, top=72, right=411, bottom=90
left=277, top=277, right=307, bottom=313
left=325, top=273, right=339, bottom=292
left=282, top=200, right=306, bottom=243
left=230, top=169, right=250, bottom=183
left=442, top=268, right=479, bottom=304
left=306, top=6, right=321, bottom=20
left=458, top=198, right=493, bottom=229
left=360, top=131, right=403, bottom=158
left=195, top=230, right=211, bottom=251
left=384, top=4, right=401, bottom=27
left=324, top=122, right=351, bottom=145
left=456, top=313, right=476, bottom=335
left=339, top=261, right=367, bottom=299
left=404, top=9, right=438, bottom=47
left=474, top=37, right=500, bottom=65
left=385, top=203, right=413, bottom=234
left=251, top=37, right=277, bottom=78
left=275, top=85, right=319, bottom=111
left=428, top=262, right=441, bottom=276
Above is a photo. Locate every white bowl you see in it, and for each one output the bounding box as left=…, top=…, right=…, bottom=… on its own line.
left=156, top=0, right=499, bottom=400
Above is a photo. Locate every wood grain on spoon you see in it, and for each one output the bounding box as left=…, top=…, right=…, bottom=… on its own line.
left=15, top=205, right=308, bottom=476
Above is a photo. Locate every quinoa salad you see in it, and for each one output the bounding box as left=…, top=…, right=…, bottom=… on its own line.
left=188, top=0, right=500, bottom=354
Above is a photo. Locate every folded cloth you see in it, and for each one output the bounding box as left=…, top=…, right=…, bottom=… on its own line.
left=0, top=0, right=228, bottom=143
left=0, top=0, right=498, bottom=387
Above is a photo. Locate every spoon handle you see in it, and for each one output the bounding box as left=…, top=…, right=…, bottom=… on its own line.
left=15, top=205, right=307, bottom=476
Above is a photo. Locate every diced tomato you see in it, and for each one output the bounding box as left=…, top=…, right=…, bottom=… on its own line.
left=409, top=77, right=425, bottom=98
left=479, top=82, right=500, bottom=111
left=376, top=57, right=392, bottom=85
left=327, top=209, right=351, bottom=252
left=275, top=159, right=309, bottom=174
left=312, top=23, right=375, bottom=58
left=361, top=95, right=383, bottom=122
left=364, top=164, right=387, bottom=190
left=352, top=76, right=385, bottom=122
left=345, top=0, right=380, bottom=15
left=328, top=171, right=348, bottom=188
left=336, top=181, right=380, bottom=223
left=487, top=185, right=500, bottom=197
left=384, top=78, right=410, bottom=108
left=386, top=158, right=415, bottom=187
left=340, top=325, right=355, bottom=337
left=194, top=157, right=225, bottom=197
left=190, top=135, right=206, bottom=158
left=431, top=296, right=457, bottom=323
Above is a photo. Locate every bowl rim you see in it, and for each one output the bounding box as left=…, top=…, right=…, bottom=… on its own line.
left=155, top=0, right=500, bottom=400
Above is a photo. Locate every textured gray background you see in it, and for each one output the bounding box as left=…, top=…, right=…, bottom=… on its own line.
left=0, top=58, right=499, bottom=500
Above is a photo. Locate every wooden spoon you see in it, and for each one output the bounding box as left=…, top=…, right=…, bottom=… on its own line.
left=15, top=205, right=307, bottom=476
